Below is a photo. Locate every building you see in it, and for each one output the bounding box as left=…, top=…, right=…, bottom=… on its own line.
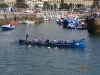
left=64, top=0, right=84, bottom=9
left=24, top=0, right=61, bottom=9
left=48, top=0, right=61, bottom=8
left=92, top=0, right=100, bottom=7
left=0, top=0, right=4, bottom=3
left=24, top=0, right=48, bottom=8
left=84, top=0, right=93, bottom=6
left=4, top=0, right=16, bottom=7
left=64, top=0, right=95, bottom=8
left=4, top=0, right=100, bottom=9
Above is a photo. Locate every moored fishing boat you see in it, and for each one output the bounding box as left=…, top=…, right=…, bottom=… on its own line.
left=22, top=20, right=35, bottom=24
left=9, top=21, right=20, bottom=25
left=19, top=39, right=85, bottom=48
left=1, top=24, right=15, bottom=31
left=67, top=23, right=76, bottom=29
left=77, top=21, right=87, bottom=30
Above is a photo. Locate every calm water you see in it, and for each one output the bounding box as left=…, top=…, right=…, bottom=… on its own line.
left=0, top=20, right=100, bottom=75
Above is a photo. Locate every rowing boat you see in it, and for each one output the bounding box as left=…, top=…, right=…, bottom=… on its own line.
left=19, top=39, right=85, bottom=48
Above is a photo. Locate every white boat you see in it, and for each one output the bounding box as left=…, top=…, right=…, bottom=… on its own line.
left=1, top=24, right=15, bottom=31
left=44, top=18, right=48, bottom=21
left=67, top=23, right=76, bottom=29
left=44, top=16, right=48, bottom=21
left=22, top=20, right=35, bottom=24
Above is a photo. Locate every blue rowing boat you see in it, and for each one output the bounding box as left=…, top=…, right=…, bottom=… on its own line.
left=19, top=39, right=85, bottom=48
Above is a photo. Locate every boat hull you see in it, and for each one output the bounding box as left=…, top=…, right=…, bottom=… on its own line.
left=19, top=39, right=85, bottom=48
left=9, top=21, right=20, bottom=25
left=67, top=26, right=75, bottom=29
left=1, top=26, right=15, bottom=31
left=22, top=21, right=35, bottom=24
left=67, top=24, right=76, bottom=29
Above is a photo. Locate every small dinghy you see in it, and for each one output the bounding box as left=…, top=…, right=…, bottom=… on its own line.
left=1, top=24, right=15, bottom=31
left=67, top=23, right=76, bottom=29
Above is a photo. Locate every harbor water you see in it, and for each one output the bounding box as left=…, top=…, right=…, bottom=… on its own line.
left=0, top=20, right=100, bottom=75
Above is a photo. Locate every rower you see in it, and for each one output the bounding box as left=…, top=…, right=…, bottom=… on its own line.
left=26, top=34, right=29, bottom=41
left=64, top=39, right=69, bottom=44
left=34, top=38, right=38, bottom=43
left=59, top=38, right=63, bottom=44
left=73, top=39, right=76, bottom=43
left=46, top=39, right=49, bottom=43
left=66, top=40, right=69, bottom=43
left=40, top=39, right=43, bottom=43
left=44, top=39, right=49, bottom=43
left=53, top=39, right=57, bottom=44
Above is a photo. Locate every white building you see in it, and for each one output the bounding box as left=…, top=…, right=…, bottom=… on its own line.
left=42, top=0, right=48, bottom=1
left=25, top=0, right=48, bottom=8
left=4, top=0, right=16, bottom=7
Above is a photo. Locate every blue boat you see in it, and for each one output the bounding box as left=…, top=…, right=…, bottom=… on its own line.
left=56, top=19, right=63, bottom=25
left=1, top=24, right=15, bottom=31
left=19, top=39, right=85, bottom=48
left=67, top=23, right=76, bottom=29
left=56, top=19, right=60, bottom=24
left=63, top=19, right=79, bottom=29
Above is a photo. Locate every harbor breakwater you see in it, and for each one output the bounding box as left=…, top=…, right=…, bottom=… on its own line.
left=0, top=12, right=44, bottom=25
left=87, top=18, right=100, bottom=33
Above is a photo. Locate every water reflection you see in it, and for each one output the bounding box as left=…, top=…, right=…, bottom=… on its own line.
left=89, top=33, right=100, bottom=39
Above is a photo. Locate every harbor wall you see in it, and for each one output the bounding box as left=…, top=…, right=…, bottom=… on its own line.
left=0, top=12, right=44, bottom=25
left=87, top=18, right=100, bottom=33
left=0, top=11, right=89, bottom=26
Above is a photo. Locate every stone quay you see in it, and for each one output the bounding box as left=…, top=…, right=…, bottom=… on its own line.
left=0, top=12, right=44, bottom=25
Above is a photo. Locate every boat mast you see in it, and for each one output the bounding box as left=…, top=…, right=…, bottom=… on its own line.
left=31, top=0, right=33, bottom=12
left=49, top=0, right=52, bottom=16
left=71, top=0, right=73, bottom=14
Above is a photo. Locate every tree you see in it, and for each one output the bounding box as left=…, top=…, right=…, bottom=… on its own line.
left=49, top=5, right=52, bottom=10
left=54, top=4, right=57, bottom=10
left=91, top=4, right=95, bottom=8
left=60, top=3, right=69, bottom=10
left=14, top=2, right=28, bottom=8
left=0, top=3, right=8, bottom=8
left=34, top=4, right=39, bottom=9
left=69, top=3, right=74, bottom=8
left=14, top=0, right=28, bottom=8
left=76, top=4, right=84, bottom=8
left=43, top=1, right=50, bottom=10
